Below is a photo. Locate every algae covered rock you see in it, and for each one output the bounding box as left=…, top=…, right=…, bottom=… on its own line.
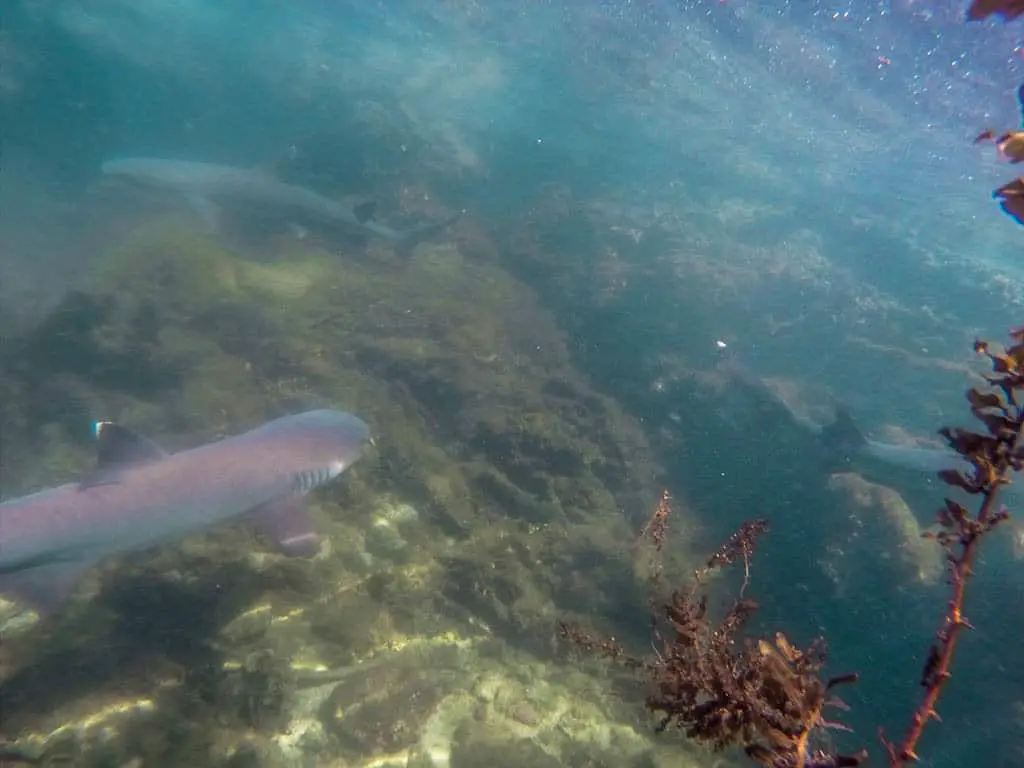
left=321, top=655, right=455, bottom=757
left=825, top=471, right=943, bottom=591
left=0, top=215, right=676, bottom=768
left=449, top=723, right=562, bottom=768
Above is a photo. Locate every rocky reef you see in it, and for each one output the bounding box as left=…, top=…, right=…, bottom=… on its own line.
left=0, top=191, right=996, bottom=766
left=0, top=215, right=694, bottom=768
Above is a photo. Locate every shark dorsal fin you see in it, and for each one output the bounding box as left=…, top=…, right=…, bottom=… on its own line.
left=336, top=195, right=377, bottom=223
left=94, top=421, right=168, bottom=469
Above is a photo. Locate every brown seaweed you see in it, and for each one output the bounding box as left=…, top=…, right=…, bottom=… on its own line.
left=560, top=328, right=1020, bottom=767
left=565, top=505, right=868, bottom=768
left=879, top=333, right=1020, bottom=765
left=561, top=507, right=865, bottom=768
left=968, top=0, right=1024, bottom=21
left=561, top=7, right=1024, bottom=762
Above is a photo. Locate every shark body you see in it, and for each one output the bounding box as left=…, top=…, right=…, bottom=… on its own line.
left=718, top=353, right=981, bottom=479
left=0, top=409, right=370, bottom=616
left=101, top=157, right=458, bottom=248
left=719, top=351, right=1024, bottom=557
left=826, top=413, right=975, bottom=476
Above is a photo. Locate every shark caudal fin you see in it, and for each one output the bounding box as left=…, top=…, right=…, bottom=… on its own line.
left=818, top=406, right=868, bottom=466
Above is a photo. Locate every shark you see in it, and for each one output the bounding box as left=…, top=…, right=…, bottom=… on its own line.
left=718, top=350, right=1024, bottom=556
left=717, top=352, right=978, bottom=478
left=100, top=157, right=460, bottom=249
left=720, top=354, right=1024, bottom=561
left=0, top=409, right=371, bottom=617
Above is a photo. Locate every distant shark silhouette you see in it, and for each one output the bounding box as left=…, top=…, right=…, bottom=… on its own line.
left=0, top=409, right=370, bottom=617
left=718, top=350, right=1024, bottom=557
left=101, top=157, right=460, bottom=249
left=716, top=352, right=975, bottom=477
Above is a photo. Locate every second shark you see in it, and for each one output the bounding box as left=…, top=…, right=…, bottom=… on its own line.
left=102, top=157, right=460, bottom=249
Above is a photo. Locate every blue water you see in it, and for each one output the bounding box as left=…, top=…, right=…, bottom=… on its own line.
left=2, top=1, right=1024, bottom=766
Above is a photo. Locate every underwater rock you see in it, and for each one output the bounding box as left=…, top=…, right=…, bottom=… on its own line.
left=223, top=650, right=296, bottom=732
left=320, top=649, right=457, bottom=758
left=365, top=517, right=410, bottom=559
left=221, top=744, right=260, bottom=767
left=220, top=604, right=274, bottom=647
left=826, top=472, right=943, bottom=589
left=363, top=495, right=423, bottom=561
left=449, top=723, right=562, bottom=768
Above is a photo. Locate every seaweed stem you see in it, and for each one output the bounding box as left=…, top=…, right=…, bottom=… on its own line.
left=880, top=334, right=1023, bottom=764
left=880, top=483, right=1006, bottom=764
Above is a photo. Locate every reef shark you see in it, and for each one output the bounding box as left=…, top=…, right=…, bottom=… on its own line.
left=717, top=352, right=978, bottom=477
left=0, top=409, right=371, bottom=617
left=101, top=157, right=459, bottom=248
left=719, top=351, right=1024, bottom=554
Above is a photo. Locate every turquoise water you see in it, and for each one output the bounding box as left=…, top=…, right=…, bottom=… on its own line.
left=1, top=2, right=1023, bottom=766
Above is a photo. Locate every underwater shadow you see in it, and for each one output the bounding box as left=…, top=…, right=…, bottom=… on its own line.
left=0, top=558, right=266, bottom=728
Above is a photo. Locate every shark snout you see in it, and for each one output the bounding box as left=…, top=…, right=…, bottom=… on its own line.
left=292, top=409, right=372, bottom=470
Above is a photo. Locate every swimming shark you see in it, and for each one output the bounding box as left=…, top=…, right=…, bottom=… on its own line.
left=717, top=352, right=977, bottom=477
left=101, top=157, right=459, bottom=249
left=0, top=409, right=371, bottom=617
left=718, top=351, right=1024, bottom=555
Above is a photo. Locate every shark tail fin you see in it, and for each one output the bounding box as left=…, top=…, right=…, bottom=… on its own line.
left=393, top=212, right=462, bottom=255
left=819, top=406, right=867, bottom=466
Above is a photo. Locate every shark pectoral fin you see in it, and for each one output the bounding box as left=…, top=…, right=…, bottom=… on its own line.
left=0, top=562, right=93, bottom=618
left=185, top=193, right=221, bottom=233
left=94, top=421, right=168, bottom=469
left=248, top=496, right=321, bottom=557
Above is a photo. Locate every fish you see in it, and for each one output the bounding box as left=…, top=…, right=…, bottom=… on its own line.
left=717, top=350, right=977, bottom=477
left=719, top=351, right=1024, bottom=557
left=100, top=157, right=460, bottom=249
left=817, top=410, right=975, bottom=476
left=0, top=409, right=371, bottom=617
